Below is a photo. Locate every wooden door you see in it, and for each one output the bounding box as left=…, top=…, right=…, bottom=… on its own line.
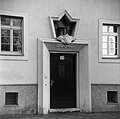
left=50, top=53, right=76, bottom=108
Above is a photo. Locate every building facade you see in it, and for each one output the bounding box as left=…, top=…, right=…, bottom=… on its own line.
left=0, top=0, right=120, bottom=114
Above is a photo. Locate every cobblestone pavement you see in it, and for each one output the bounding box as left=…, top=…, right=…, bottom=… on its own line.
left=0, top=112, right=120, bottom=119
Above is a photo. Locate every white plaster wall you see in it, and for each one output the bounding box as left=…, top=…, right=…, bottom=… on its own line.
left=0, top=0, right=119, bottom=84
left=0, top=61, right=36, bottom=84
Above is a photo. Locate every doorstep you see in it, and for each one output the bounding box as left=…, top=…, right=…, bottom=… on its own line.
left=49, top=108, right=81, bottom=113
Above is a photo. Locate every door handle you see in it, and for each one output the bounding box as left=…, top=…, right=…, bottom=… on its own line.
left=51, top=80, right=54, bottom=86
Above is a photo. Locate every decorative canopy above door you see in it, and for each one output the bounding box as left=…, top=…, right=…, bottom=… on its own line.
left=50, top=10, right=80, bottom=44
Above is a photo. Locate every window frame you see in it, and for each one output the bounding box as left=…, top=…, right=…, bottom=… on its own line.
left=102, top=24, right=119, bottom=57
left=0, top=11, right=28, bottom=60
left=99, top=19, right=120, bottom=63
left=0, top=15, right=23, bottom=55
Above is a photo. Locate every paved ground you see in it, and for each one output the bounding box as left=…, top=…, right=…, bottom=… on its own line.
left=0, top=112, right=120, bottom=119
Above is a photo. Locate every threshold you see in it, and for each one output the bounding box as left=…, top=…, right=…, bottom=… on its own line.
left=49, top=108, right=81, bottom=113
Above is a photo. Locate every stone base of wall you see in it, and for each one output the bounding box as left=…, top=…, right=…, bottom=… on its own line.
left=92, top=84, right=120, bottom=112
left=2, top=84, right=120, bottom=114
left=0, top=84, right=37, bottom=114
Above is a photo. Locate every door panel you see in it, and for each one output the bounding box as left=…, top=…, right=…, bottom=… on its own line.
left=50, top=53, right=76, bottom=108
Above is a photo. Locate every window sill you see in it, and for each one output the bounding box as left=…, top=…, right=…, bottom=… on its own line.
left=4, top=105, right=18, bottom=107
left=0, top=52, right=24, bottom=56
left=0, top=52, right=28, bottom=61
left=107, top=102, right=118, bottom=105
left=0, top=55, right=28, bottom=61
left=102, top=56, right=119, bottom=59
left=99, top=56, right=120, bottom=63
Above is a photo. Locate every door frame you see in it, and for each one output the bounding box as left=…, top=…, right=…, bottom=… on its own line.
left=37, top=38, right=91, bottom=114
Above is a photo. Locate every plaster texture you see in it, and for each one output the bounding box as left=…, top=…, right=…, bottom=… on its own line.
left=0, top=0, right=119, bottom=85
left=92, top=84, right=120, bottom=112
left=0, top=85, right=37, bottom=114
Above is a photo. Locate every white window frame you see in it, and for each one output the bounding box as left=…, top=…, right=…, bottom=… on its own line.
left=0, top=16, right=23, bottom=55
left=0, top=11, right=28, bottom=60
left=99, top=19, right=120, bottom=63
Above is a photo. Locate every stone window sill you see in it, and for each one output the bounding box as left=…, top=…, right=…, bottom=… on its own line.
left=4, top=105, right=18, bottom=107
left=107, top=102, right=118, bottom=105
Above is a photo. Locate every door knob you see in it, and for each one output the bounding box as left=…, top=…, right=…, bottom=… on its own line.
left=51, top=80, right=54, bottom=86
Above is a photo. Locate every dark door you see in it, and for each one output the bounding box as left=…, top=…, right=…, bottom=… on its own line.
left=50, top=53, right=76, bottom=108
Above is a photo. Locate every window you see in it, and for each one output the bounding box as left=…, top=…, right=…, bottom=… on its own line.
left=0, top=15, right=23, bottom=55
left=5, top=92, right=18, bottom=105
left=0, top=11, right=28, bottom=60
left=107, top=91, right=118, bottom=103
left=102, top=24, right=119, bottom=57
left=99, top=19, right=120, bottom=62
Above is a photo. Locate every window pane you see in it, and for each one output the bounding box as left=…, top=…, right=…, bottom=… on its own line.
left=13, top=44, right=22, bottom=52
left=109, top=36, right=117, bottom=48
left=1, top=29, right=10, bottom=36
left=13, top=17, right=22, bottom=27
left=109, top=36, right=116, bottom=42
left=13, top=37, right=22, bottom=44
left=1, top=37, right=10, bottom=43
left=102, top=49, right=107, bottom=55
left=109, top=36, right=118, bottom=56
left=1, top=29, right=10, bottom=51
left=13, top=30, right=22, bottom=38
left=102, top=25, right=108, bottom=32
left=109, top=25, right=117, bottom=33
left=107, top=91, right=118, bottom=103
left=109, top=48, right=116, bottom=55
left=109, top=26, right=114, bottom=33
left=102, top=43, right=107, bottom=48
left=113, top=26, right=117, bottom=33
left=102, top=36, right=107, bottom=42
left=13, top=37, right=22, bottom=50
left=110, top=48, right=114, bottom=54
left=13, top=30, right=22, bottom=53
left=1, top=16, right=10, bottom=25
left=110, top=43, right=115, bottom=48
left=13, top=38, right=22, bottom=53
left=1, top=44, right=10, bottom=51
left=5, top=93, right=18, bottom=105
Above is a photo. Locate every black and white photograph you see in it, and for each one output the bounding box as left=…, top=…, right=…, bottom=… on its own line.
left=0, top=0, right=120, bottom=118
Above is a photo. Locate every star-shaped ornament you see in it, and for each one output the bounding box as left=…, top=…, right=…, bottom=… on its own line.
left=50, top=10, right=79, bottom=44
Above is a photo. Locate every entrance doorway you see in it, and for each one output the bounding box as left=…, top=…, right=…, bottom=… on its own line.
left=50, top=53, right=76, bottom=109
